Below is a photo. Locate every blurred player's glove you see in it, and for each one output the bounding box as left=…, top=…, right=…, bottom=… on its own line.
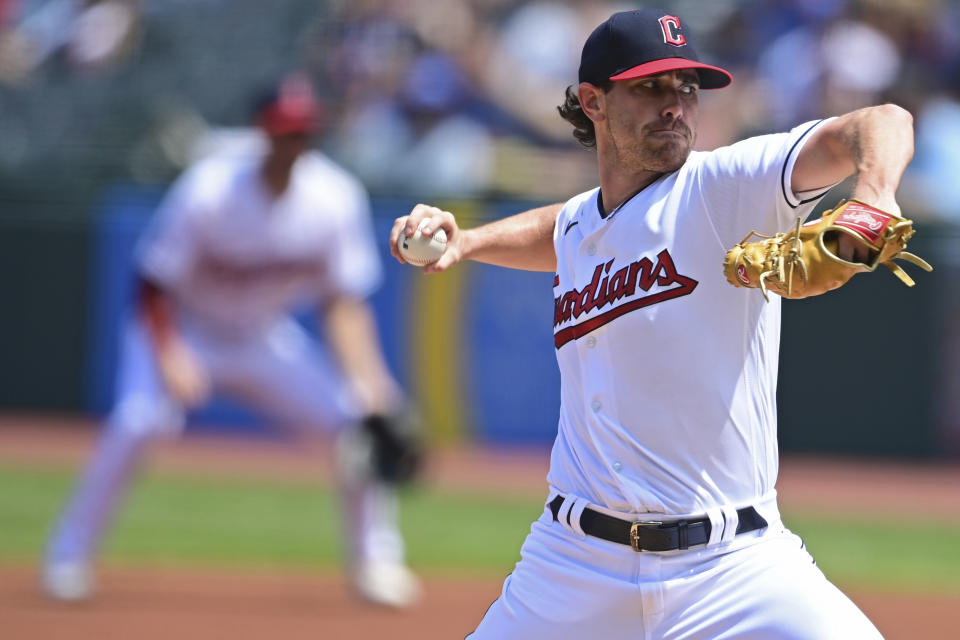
left=362, top=408, right=424, bottom=485
left=722, top=199, right=932, bottom=300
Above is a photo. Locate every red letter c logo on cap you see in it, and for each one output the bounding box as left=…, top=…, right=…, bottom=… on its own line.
left=659, top=15, right=686, bottom=47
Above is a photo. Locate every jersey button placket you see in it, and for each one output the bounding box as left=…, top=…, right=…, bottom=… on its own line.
left=581, top=329, right=608, bottom=420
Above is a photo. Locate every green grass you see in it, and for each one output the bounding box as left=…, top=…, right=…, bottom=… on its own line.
left=784, top=511, right=960, bottom=593
left=0, top=463, right=540, bottom=574
left=2, top=463, right=958, bottom=593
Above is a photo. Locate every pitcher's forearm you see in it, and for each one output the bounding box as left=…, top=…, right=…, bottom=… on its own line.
left=793, top=104, right=914, bottom=213
left=461, top=204, right=560, bottom=272
left=845, top=105, right=914, bottom=211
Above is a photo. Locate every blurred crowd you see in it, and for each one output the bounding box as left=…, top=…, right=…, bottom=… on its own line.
left=0, top=0, right=958, bottom=219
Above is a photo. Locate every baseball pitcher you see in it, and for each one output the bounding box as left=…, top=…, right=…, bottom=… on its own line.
left=391, top=9, right=928, bottom=639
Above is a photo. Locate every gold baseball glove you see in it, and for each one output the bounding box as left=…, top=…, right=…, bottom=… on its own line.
left=723, top=200, right=932, bottom=300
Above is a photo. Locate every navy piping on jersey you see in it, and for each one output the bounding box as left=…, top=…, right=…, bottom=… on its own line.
left=781, top=119, right=826, bottom=209
left=596, top=171, right=674, bottom=221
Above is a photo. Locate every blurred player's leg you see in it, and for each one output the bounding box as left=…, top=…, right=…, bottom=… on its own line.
left=334, top=462, right=419, bottom=607
left=43, top=320, right=184, bottom=601
left=209, top=318, right=420, bottom=608
left=43, top=425, right=156, bottom=600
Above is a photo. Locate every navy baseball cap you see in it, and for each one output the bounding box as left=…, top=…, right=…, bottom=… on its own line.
left=579, top=9, right=732, bottom=89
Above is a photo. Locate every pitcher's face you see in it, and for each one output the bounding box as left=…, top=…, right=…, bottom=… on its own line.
left=600, top=70, right=700, bottom=173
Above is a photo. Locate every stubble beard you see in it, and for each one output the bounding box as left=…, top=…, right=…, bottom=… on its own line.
left=610, top=121, right=695, bottom=175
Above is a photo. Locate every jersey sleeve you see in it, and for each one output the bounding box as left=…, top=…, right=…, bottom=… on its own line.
left=321, top=178, right=382, bottom=301
left=694, top=119, right=837, bottom=247
left=553, top=188, right=597, bottom=253
left=136, top=168, right=206, bottom=289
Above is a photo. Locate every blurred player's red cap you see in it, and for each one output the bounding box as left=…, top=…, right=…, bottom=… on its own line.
left=579, top=9, right=732, bottom=89
left=255, top=73, right=322, bottom=135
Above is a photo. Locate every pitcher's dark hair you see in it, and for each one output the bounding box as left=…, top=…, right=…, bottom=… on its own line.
left=556, top=81, right=612, bottom=148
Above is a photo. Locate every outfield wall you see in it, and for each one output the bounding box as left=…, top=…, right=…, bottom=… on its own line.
left=0, top=186, right=957, bottom=457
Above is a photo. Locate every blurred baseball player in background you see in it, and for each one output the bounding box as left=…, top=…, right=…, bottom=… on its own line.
left=392, top=8, right=917, bottom=638
left=44, top=73, right=422, bottom=609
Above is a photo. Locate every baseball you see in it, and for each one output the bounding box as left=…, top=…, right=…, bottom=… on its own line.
left=397, top=219, right=447, bottom=267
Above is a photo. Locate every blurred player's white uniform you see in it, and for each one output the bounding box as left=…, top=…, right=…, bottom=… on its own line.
left=44, top=145, right=417, bottom=607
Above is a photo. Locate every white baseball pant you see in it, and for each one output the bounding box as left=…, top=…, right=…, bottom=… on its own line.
left=468, top=494, right=883, bottom=639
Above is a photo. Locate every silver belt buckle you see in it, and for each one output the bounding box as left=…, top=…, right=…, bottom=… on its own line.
left=629, top=520, right=663, bottom=552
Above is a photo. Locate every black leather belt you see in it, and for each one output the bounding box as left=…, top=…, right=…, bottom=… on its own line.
left=549, top=495, right=768, bottom=552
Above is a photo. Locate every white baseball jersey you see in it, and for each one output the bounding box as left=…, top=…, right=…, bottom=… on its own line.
left=138, top=149, right=382, bottom=335
left=548, top=119, right=834, bottom=517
